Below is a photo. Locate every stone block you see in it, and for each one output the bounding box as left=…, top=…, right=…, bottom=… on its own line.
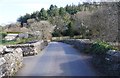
left=106, top=50, right=120, bottom=62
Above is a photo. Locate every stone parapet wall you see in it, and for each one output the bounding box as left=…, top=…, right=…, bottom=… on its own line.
left=6, top=40, right=47, bottom=56
left=61, top=39, right=92, bottom=52
left=0, top=48, right=23, bottom=77
left=0, top=40, right=48, bottom=77
left=61, top=39, right=120, bottom=75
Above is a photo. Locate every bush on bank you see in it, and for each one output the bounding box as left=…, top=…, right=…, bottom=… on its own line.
left=89, top=40, right=118, bottom=55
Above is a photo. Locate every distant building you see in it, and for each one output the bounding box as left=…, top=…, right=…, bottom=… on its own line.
left=18, top=33, right=29, bottom=38
left=5, top=34, right=18, bottom=41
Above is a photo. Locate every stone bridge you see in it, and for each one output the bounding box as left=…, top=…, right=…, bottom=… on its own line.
left=0, top=39, right=120, bottom=77
left=0, top=40, right=47, bottom=77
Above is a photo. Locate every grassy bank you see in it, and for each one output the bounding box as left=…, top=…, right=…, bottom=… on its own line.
left=0, top=37, right=35, bottom=45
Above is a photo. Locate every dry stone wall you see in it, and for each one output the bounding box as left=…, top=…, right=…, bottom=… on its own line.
left=6, top=40, right=46, bottom=56
left=61, top=39, right=92, bottom=52
left=0, top=47, right=23, bottom=77
left=0, top=40, right=48, bottom=77
left=61, top=39, right=120, bottom=75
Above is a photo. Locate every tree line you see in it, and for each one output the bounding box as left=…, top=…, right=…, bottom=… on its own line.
left=17, top=2, right=100, bottom=24
left=17, top=2, right=101, bottom=37
left=17, top=2, right=119, bottom=42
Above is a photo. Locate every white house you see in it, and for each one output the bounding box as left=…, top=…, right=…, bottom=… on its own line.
left=18, top=33, right=29, bottom=38
left=5, top=34, right=18, bottom=41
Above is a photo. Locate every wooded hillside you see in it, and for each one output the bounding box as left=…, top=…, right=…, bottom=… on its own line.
left=3, top=2, right=120, bottom=42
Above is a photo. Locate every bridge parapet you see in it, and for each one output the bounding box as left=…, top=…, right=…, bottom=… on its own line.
left=0, top=40, right=48, bottom=77
left=0, top=47, right=23, bottom=77
left=61, top=39, right=92, bottom=52
left=61, top=39, right=120, bottom=75
left=6, top=40, right=46, bottom=56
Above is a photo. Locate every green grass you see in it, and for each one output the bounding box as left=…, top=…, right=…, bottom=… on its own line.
left=0, top=40, right=17, bottom=45
left=0, top=37, right=36, bottom=45
left=7, top=32, right=22, bottom=34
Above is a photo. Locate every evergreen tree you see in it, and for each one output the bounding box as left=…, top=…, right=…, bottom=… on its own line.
left=65, top=4, right=78, bottom=15
left=47, top=5, right=59, bottom=17
left=31, top=11, right=39, bottom=20
left=59, top=7, right=66, bottom=16
left=17, top=13, right=31, bottom=25
left=67, top=22, right=74, bottom=37
left=38, top=8, right=48, bottom=20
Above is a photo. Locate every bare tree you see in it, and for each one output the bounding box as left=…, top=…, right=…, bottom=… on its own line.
left=29, top=21, right=54, bottom=41
left=90, top=2, right=118, bottom=42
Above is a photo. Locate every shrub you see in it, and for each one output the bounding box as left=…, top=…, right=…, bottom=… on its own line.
left=0, top=32, right=7, bottom=38
left=90, top=40, right=118, bottom=55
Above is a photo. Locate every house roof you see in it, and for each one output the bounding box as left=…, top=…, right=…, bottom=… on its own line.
left=7, top=34, right=18, bottom=36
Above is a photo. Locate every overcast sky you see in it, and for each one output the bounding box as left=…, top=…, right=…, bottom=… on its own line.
left=0, top=0, right=119, bottom=25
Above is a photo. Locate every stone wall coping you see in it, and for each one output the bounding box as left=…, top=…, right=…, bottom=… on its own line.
left=33, top=40, right=44, bottom=45
left=65, top=39, right=92, bottom=43
left=6, top=44, right=34, bottom=47
left=6, top=40, right=44, bottom=48
left=107, top=50, right=120, bottom=57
